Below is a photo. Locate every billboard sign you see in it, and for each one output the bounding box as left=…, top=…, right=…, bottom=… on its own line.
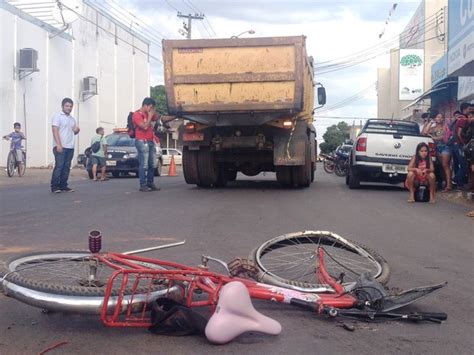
left=399, top=49, right=424, bottom=100
left=448, top=0, right=474, bottom=74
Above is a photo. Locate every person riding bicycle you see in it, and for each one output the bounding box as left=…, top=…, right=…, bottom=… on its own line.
left=3, top=122, right=26, bottom=176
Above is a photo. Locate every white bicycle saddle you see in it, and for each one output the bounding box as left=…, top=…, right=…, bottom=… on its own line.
left=205, top=281, right=282, bottom=344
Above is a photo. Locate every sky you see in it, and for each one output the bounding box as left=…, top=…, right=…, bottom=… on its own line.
left=112, top=0, right=421, bottom=139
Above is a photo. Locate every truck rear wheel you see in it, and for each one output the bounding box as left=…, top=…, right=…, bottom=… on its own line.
left=292, top=142, right=311, bottom=187
left=276, top=166, right=293, bottom=187
left=197, top=148, right=218, bottom=187
left=182, top=147, right=199, bottom=184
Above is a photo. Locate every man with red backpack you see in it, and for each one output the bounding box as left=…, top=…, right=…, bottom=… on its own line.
left=131, top=97, right=160, bottom=192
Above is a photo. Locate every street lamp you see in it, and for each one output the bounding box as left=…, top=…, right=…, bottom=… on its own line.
left=231, top=30, right=255, bottom=39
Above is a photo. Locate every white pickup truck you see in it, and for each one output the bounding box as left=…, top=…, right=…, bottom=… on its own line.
left=346, top=119, right=435, bottom=189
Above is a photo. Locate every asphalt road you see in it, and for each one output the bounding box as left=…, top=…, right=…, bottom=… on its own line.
left=0, top=167, right=473, bottom=354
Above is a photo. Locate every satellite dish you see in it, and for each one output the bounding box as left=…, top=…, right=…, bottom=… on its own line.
left=52, top=0, right=82, bottom=26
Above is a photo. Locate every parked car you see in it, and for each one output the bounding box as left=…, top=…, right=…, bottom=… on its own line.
left=347, top=119, right=435, bottom=189
left=161, top=148, right=182, bottom=165
left=77, top=130, right=163, bottom=178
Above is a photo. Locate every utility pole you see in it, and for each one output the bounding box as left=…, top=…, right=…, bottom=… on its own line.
left=177, top=12, right=204, bottom=39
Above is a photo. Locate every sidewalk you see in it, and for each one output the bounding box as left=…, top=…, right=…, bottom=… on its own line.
left=0, top=165, right=182, bottom=188
left=0, top=167, right=89, bottom=188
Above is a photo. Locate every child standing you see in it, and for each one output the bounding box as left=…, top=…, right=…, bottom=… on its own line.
left=3, top=122, right=26, bottom=176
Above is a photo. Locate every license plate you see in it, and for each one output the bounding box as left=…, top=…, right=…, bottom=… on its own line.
left=106, top=160, right=117, bottom=166
left=382, top=164, right=407, bottom=173
left=183, top=132, right=204, bottom=141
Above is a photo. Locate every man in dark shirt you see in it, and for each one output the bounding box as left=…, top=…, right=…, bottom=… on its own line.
left=452, top=102, right=471, bottom=188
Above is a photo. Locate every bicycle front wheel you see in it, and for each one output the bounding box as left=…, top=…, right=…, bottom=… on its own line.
left=250, top=231, right=390, bottom=291
left=6, top=151, right=15, bottom=177
left=0, top=252, right=180, bottom=314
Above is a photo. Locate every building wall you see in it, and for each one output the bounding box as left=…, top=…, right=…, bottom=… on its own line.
left=377, top=68, right=391, bottom=118
left=0, top=3, right=150, bottom=167
left=376, top=0, right=448, bottom=120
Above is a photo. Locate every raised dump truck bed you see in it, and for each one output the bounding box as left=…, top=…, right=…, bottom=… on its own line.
left=163, top=36, right=314, bottom=122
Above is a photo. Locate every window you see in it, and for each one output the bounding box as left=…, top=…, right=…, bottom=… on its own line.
left=106, top=134, right=135, bottom=146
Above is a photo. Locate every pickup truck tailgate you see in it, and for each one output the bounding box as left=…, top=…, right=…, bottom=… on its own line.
left=365, top=133, right=427, bottom=163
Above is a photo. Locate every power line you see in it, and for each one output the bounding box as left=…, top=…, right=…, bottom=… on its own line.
left=316, top=18, right=439, bottom=72
left=316, top=8, right=443, bottom=67
left=315, top=8, right=444, bottom=71
left=164, top=0, right=180, bottom=12
left=58, top=1, right=163, bottom=63
left=184, top=0, right=217, bottom=36
left=315, top=83, right=377, bottom=113
left=97, top=0, right=166, bottom=42
left=316, top=33, right=443, bottom=75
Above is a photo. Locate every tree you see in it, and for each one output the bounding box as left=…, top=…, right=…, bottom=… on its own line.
left=319, top=122, right=350, bottom=154
left=150, top=85, right=168, bottom=115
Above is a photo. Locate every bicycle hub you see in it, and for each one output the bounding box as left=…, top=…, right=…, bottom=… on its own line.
left=89, top=230, right=102, bottom=253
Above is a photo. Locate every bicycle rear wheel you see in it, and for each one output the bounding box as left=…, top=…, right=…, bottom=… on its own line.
left=250, top=231, right=390, bottom=291
left=6, top=151, right=15, bottom=177
left=0, top=252, right=180, bottom=314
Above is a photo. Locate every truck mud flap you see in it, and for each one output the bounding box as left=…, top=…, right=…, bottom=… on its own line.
left=273, top=121, right=308, bottom=166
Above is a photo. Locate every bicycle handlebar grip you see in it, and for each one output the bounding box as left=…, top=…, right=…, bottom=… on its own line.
left=416, top=312, right=448, bottom=321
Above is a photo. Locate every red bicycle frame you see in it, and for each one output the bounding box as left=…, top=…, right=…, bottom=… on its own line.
left=97, top=248, right=357, bottom=327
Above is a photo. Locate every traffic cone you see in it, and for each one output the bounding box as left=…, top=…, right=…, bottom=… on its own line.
left=167, top=155, right=177, bottom=177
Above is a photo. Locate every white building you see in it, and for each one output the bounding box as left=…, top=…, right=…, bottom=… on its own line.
left=0, top=0, right=151, bottom=167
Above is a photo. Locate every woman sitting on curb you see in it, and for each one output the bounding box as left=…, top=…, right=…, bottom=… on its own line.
left=406, top=142, right=436, bottom=203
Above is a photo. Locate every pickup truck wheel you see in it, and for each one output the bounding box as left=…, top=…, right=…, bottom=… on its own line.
left=182, top=147, right=199, bottom=184
left=348, top=166, right=360, bottom=189
left=311, top=162, right=315, bottom=182
left=197, top=148, right=218, bottom=187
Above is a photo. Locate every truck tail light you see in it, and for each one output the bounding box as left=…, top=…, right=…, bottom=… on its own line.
left=428, top=142, right=436, bottom=157
left=185, top=122, right=196, bottom=133
left=283, top=119, right=294, bottom=128
left=356, top=137, right=367, bottom=152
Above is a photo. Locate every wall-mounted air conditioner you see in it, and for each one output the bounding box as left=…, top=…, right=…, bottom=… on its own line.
left=18, top=48, right=39, bottom=79
left=82, top=76, right=98, bottom=101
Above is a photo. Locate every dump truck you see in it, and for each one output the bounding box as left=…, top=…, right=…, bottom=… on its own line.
left=162, top=36, right=326, bottom=187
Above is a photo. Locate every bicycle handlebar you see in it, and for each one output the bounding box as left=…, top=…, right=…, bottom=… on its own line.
left=324, top=307, right=447, bottom=323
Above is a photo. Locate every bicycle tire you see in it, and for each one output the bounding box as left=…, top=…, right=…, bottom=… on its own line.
left=0, top=251, right=180, bottom=314
left=6, top=151, right=15, bottom=177
left=249, top=231, right=390, bottom=291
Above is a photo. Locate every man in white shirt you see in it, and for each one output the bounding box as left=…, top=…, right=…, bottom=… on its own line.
left=50, top=98, right=80, bottom=193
